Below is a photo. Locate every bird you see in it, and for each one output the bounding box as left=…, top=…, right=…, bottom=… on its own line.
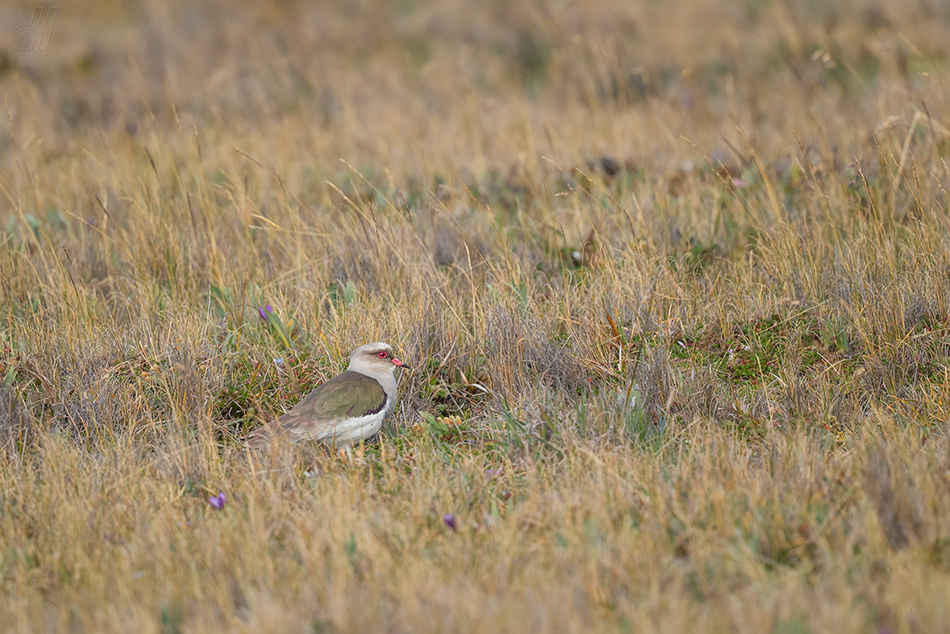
left=247, top=342, right=408, bottom=449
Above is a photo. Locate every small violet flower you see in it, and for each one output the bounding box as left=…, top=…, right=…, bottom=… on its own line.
left=209, top=492, right=226, bottom=510
left=265, top=304, right=274, bottom=315
left=442, top=513, right=457, bottom=531
left=258, top=307, right=268, bottom=321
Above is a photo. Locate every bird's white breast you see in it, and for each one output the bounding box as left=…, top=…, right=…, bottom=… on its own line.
left=317, top=409, right=387, bottom=446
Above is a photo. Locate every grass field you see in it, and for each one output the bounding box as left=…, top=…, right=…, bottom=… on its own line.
left=2, top=0, right=950, bottom=631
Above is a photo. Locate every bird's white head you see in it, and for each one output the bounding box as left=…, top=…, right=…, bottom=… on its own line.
left=346, top=342, right=408, bottom=377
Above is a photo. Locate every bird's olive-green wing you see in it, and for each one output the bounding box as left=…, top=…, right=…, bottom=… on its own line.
left=276, top=371, right=386, bottom=438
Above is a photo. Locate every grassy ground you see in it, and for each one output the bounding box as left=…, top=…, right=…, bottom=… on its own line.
left=2, top=0, right=950, bottom=631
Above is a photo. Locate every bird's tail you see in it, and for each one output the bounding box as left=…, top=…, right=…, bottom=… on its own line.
left=246, top=422, right=289, bottom=448
left=245, top=427, right=271, bottom=449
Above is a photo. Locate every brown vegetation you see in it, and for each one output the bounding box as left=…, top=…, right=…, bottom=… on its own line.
left=2, top=0, right=950, bottom=631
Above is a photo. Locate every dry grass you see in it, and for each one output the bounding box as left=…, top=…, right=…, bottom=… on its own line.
left=2, top=0, right=950, bottom=631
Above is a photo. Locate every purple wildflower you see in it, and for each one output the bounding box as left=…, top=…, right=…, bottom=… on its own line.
left=265, top=304, right=274, bottom=315
left=258, top=307, right=268, bottom=321
left=209, top=492, right=226, bottom=510
left=442, top=513, right=456, bottom=531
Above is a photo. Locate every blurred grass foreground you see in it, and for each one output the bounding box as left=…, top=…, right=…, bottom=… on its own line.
left=2, top=0, right=950, bottom=631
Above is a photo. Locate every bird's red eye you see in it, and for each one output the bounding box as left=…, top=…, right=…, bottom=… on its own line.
left=377, top=351, right=388, bottom=359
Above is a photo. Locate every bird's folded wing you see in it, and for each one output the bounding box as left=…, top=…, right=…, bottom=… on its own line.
left=248, top=371, right=387, bottom=446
